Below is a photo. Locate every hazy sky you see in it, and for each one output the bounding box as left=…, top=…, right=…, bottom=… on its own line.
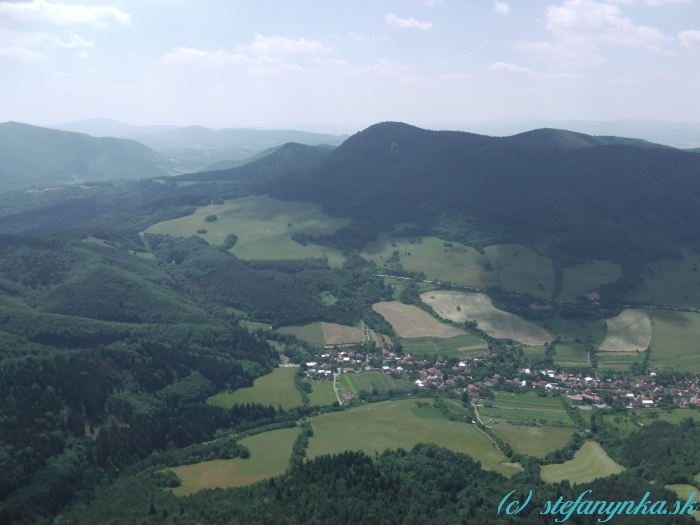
left=1, top=0, right=699, bottom=129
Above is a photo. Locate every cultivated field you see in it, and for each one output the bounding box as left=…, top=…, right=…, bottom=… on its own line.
left=363, top=235, right=556, bottom=297
left=553, top=344, right=590, bottom=367
left=307, top=380, right=338, bottom=406
left=629, top=249, right=700, bottom=309
left=599, top=308, right=652, bottom=352
left=321, top=322, right=365, bottom=345
left=398, top=334, right=486, bottom=357
left=540, top=442, right=625, bottom=484
left=336, top=371, right=412, bottom=400
left=277, top=323, right=326, bottom=347
left=559, top=260, right=622, bottom=301
left=596, top=353, right=644, bottom=371
left=421, top=291, right=552, bottom=344
left=491, top=423, right=574, bottom=458
left=145, top=195, right=349, bottom=267
left=207, top=368, right=301, bottom=410
left=306, top=399, right=520, bottom=477
left=478, top=392, right=573, bottom=426
left=649, top=309, right=700, bottom=372
left=167, top=427, right=300, bottom=495
left=372, top=302, right=466, bottom=338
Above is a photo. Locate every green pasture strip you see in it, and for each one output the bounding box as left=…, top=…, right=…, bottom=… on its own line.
left=338, top=371, right=413, bottom=395
left=399, top=334, right=486, bottom=357
left=666, top=485, right=700, bottom=522
left=166, top=426, right=301, bottom=495
left=553, top=344, right=590, bottom=367
left=540, top=441, right=624, bottom=484
left=307, top=379, right=338, bottom=406
left=306, top=399, right=520, bottom=477
left=649, top=310, right=700, bottom=373
left=491, top=423, right=574, bottom=458
left=207, top=368, right=301, bottom=410
left=277, top=323, right=326, bottom=347
left=630, top=249, right=700, bottom=310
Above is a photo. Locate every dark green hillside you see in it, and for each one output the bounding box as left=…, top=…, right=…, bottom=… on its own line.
left=0, top=122, right=169, bottom=192
left=269, top=122, right=700, bottom=262
left=179, top=142, right=333, bottom=182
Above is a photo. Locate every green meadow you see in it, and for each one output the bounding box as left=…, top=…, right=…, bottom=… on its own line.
left=649, top=309, right=700, bottom=372
left=363, top=234, right=556, bottom=297
left=540, top=442, right=625, bottom=484
left=307, top=379, right=338, bottom=406
left=491, top=423, right=574, bottom=458
left=207, top=368, right=301, bottom=410
left=306, top=399, right=520, bottom=477
left=666, top=485, right=700, bottom=521
left=559, top=260, right=622, bottom=301
left=398, top=334, right=486, bottom=357
left=553, top=343, right=590, bottom=367
left=478, top=392, right=573, bottom=426
left=336, top=371, right=412, bottom=399
left=277, top=323, right=326, bottom=347
left=145, top=195, right=349, bottom=267
left=630, top=250, right=700, bottom=309
left=166, top=426, right=300, bottom=495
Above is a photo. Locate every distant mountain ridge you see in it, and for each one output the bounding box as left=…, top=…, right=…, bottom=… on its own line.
left=268, top=122, right=700, bottom=263
left=0, top=122, right=170, bottom=192
left=48, top=117, right=179, bottom=139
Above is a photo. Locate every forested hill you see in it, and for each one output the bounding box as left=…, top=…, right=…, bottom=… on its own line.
left=0, top=122, right=170, bottom=192
left=179, top=143, right=333, bottom=182
left=268, top=122, right=700, bottom=262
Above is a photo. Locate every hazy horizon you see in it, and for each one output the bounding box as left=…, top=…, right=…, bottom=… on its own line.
left=2, top=0, right=699, bottom=129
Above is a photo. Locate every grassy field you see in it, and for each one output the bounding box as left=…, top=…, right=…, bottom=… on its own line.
left=384, top=277, right=438, bottom=301
left=277, top=323, right=326, bottom=347
left=166, top=427, right=300, bottom=495
left=560, top=260, right=622, bottom=301
left=207, top=368, right=301, bottom=410
left=398, top=334, right=486, bottom=357
left=145, top=195, right=349, bottom=267
left=540, top=442, right=625, bottom=484
left=649, top=309, right=700, bottom=372
left=538, top=318, right=608, bottom=345
left=239, top=320, right=269, bottom=330
left=630, top=249, right=700, bottom=309
left=478, top=392, right=574, bottom=425
left=491, top=423, right=574, bottom=458
left=421, top=291, right=552, bottom=344
left=337, top=371, right=412, bottom=400
left=321, top=322, right=365, bottom=345
left=373, top=301, right=465, bottom=338
left=605, top=410, right=700, bottom=439
left=597, top=352, right=644, bottom=370
left=666, top=485, right=700, bottom=521
left=306, top=399, right=520, bottom=477
left=363, top=235, right=555, bottom=297
left=307, top=379, right=338, bottom=406
left=599, top=308, right=652, bottom=352
left=553, top=343, right=590, bottom=367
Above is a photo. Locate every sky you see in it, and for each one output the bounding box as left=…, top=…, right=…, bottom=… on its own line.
left=1, top=0, right=699, bottom=130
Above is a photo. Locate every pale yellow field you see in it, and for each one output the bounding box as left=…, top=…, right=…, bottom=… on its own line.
left=145, top=195, right=349, bottom=267
left=420, top=290, right=552, bottom=344
left=599, top=308, right=652, bottom=352
left=560, top=260, right=622, bottom=301
left=362, top=234, right=555, bottom=297
left=372, top=301, right=466, bottom=339
left=541, top=442, right=624, bottom=484
left=321, top=322, right=365, bottom=345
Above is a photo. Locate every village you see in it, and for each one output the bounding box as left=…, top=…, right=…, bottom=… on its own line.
left=303, top=347, right=700, bottom=410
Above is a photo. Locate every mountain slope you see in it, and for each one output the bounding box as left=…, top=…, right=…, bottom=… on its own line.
left=268, top=122, right=700, bottom=262
left=180, top=143, right=333, bottom=182
left=0, top=122, right=170, bottom=191
left=48, top=118, right=179, bottom=138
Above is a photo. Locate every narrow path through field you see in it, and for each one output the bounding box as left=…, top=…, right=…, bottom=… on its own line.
left=360, top=320, right=371, bottom=344
left=472, top=402, right=490, bottom=428
left=332, top=372, right=342, bottom=405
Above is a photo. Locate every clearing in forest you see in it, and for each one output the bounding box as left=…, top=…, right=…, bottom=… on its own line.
left=559, top=260, right=622, bottom=301
left=491, top=424, right=573, bottom=458
left=207, top=368, right=300, bottom=410
left=145, top=195, right=349, bottom=267
left=306, top=399, right=520, bottom=477
left=166, top=427, right=301, bottom=495
left=420, top=290, right=552, bottom=344
left=372, top=301, right=466, bottom=339
left=599, top=308, right=652, bottom=352
left=540, top=442, right=624, bottom=484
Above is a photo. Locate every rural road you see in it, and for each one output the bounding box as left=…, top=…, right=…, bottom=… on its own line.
left=471, top=402, right=491, bottom=428
left=360, top=320, right=371, bottom=344
left=332, top=372, right=342, bottom=405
